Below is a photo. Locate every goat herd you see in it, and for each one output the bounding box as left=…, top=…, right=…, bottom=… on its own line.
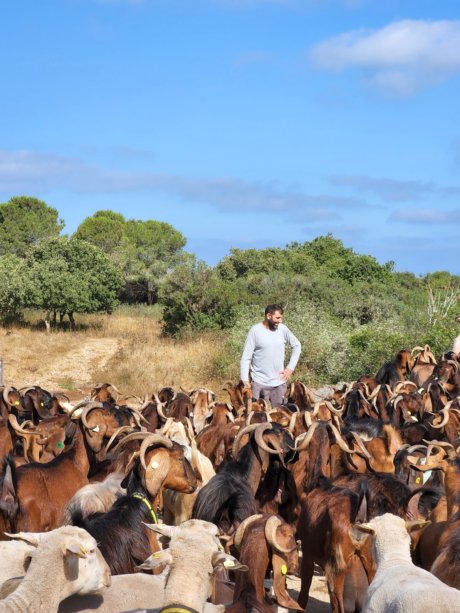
left=0, top=343, right=460, bottom=612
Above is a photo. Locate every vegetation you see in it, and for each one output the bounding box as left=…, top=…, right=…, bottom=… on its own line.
left=0, top=196, right=459, bottom=386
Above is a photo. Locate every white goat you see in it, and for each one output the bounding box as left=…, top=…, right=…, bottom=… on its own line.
left=63, top=472, right=125, bottom=523
left=58, top=519, right=245, bottom=613
left=0, top=540, right=36, bottom=586
left=356, top=513, right=460, bottom=613
left=0, top=526, right=111, bottom=612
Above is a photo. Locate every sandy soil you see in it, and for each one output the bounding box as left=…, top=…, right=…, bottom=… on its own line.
left=286, top=571, right=331, bottom=612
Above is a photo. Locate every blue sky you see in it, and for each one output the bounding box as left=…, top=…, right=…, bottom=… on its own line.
left=1, top=0, right=459, bottom=275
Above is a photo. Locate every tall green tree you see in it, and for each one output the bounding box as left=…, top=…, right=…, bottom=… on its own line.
left=0, top=196, right=64, bottom=257
left=0, top=254, right=31, bottom=324
left=27, top=237, right=123, bottom=331
left=73, top=211, right=190, bottom=304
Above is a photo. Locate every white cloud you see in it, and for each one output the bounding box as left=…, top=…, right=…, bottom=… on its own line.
left=389, top=208, right=460, bottom=224
left=0, top=149, right=368, bottom=222
left=310, top=19, right=460, bottom=95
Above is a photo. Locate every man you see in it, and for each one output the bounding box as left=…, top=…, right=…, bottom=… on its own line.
left=240, top=304, right=301, bottom=407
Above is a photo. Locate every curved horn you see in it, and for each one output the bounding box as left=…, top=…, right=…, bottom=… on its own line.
left=254, top=423, right=282, bottom=455
left=2, top=387, right=15, bottom=406
left=233, top=514, right=264, bottom=551
left=326, top=423, right=359, bottom=454
left=431, top=407, right=450, bottom=429
left=232, top=423, right=261, bottom=459
left=139, top=434, right=173, bottom=470
left=411, top=346, right=424, bottom=356
left=104, top=426, right=137, bottom=454
left=108, top=431, right=153, bottom=456
left=8, top=413, right=33, bottom=434
left=80, top=403, right=105, bottom=430
left=154, top=396, right=168, bottom=421
left=264, top=515, right=296, bottom=553
left=292, top=421, right=320, bottom=451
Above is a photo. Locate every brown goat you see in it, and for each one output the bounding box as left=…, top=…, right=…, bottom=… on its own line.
left=0, top=422, right=90, bottom=534
left=227, top=513, right=301, bottom=612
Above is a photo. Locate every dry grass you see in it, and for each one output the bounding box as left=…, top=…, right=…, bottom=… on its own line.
left=0, top=308, right=227, bottom=399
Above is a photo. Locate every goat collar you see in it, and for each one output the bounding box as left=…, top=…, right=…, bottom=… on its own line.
left=161, top=607, right=200, bottom=613
left=131, top=492, right=158, bottom=524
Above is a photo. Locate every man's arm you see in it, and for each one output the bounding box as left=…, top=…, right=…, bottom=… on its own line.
left=285, top=328, right=301, bottom=373
left=240, top=328, right=256, bottom=384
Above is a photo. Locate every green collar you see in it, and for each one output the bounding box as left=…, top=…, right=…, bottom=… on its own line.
left=131, top=492, right=158, bottom=524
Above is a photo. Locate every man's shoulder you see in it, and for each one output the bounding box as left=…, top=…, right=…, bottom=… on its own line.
left=248, top=322, right=264, bottom=333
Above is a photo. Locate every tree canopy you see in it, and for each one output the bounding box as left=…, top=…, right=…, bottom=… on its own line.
left=26, top=237, right=123, bottom=329
left=0, top=196, right=64, bottom=257
left=74, top=211, right=190, bottom=303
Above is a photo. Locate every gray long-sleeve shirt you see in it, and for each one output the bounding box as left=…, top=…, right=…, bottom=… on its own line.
left=240, top=323, right=301, bottom=387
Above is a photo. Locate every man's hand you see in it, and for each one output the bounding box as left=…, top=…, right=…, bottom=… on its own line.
left=280, top=368, right=293, bottom=382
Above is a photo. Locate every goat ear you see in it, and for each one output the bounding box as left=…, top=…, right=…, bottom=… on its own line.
left=211, top=551, right=248, bottom=571
left=4, top=531, right=41, bottom=547
left=143, top=521, right=176, bottom=539
left=65, top=542, right=88, bottom=558
left=136, top=549, right=173, bottom=570
left=405, top=520, right=431, bottom=533
left=0, top=462, right=18, bottom=519
left=349, top=524, right=373, bottom=547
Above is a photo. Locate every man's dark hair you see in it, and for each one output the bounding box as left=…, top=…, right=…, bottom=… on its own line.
left=265, top=304, right=284, bottom=316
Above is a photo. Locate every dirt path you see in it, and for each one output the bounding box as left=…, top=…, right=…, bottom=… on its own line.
left=2, top=332, right=126, bottom=396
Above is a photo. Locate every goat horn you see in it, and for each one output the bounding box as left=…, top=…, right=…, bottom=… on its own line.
left=233, top=514, right=264, bottom=551
left=254, top=423, right=282, bottom=455
left=292, top=421, right=319, bottom=451
left=265, top=515, right=296, bottom=553
left=140, top=434, right=173, bottom=470
left=431, top=407, right=450, bottom=429
left=411, top=346, right=424, bottom=356
left=245, top=411, right=255, bottom=426
left=19, top=386, right=37, bottom=395
left=108, top=431, right=154, bottom=456
left=326, top=423, right=359, bottom=454
left=2, top=387, right=15, bottom=406
left=222, top=381, right=233, bottom=391
left=232, top=424, right=261, bottom=459
left=104, top=426, right=137, bottom=454
left=154, top=397, right=168, bottom=421
left=447, top=360, right=459, bottom=373
left=80, top=403, right=105, bottom=429
left=348, top=431, right=373, bottom=460
left=8, top=414, right=33, bottom=434
left=323, top=400, right=344, bottom=416
left=303, top=411, right=312, bottom=429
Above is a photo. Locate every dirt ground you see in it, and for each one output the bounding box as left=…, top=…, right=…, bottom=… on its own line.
left=2, top=333, right=332, bottom=612
left=286, top=571, right=331, bottom=612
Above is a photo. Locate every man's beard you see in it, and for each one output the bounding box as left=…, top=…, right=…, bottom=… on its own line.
left=267, top=320, right=278, bottom=331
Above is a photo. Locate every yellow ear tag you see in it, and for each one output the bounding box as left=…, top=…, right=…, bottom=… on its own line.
left=40, top=402, right=44, bottom=407
left=223, top=559, right=235, bottom=568
left=79, top=546, right=87, bottom=556
left=14, top=401, right=20, bottom=405
left=415, top=477, right=421, bottom=484
left=153, top=553, right=162, bottom=558
left=281, top=564, right=288, bottom=575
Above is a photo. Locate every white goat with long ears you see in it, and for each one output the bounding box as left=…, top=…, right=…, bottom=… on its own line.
left=0, top=526, right=111, bottom=612
left=58, top=519, right=246, bottom=613
left=355, top=513, right=460, bottom=613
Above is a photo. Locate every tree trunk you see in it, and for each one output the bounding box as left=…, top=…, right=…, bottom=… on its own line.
left=51, top=310, right=57, bottom=327
left=147, top=281, right=154, bottom=305
left=44, top=311, right=51, bottom=334
left=68, top=312, right=76, bottom=330
left=59, top=312, right=65, bottom=326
